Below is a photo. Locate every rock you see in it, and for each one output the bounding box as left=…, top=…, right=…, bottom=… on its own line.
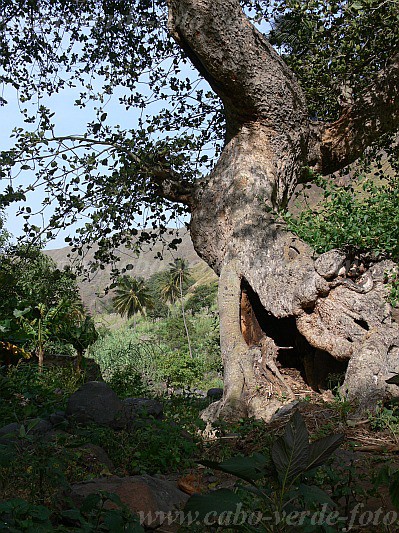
left=28, top=418, right=53, bottom=434
left=66, top=381, right=124, bottom=428
left=49, top=411, right=66, bottom=427
left=73, top=443, right=114, bottom=472
left=206, top=388, right=223, bottom=400
left=0, top=418, right=53, bottom=444
left=123, top=398, right=163, bottom=420
left=69, top=474, right=189, bottom=528
left=0, top=422, right=21, bottom=444
left=270, top=401, right=299, bottom=421
left=191, top=388, right=206, bottom=398
left=314, top=249, right=346, bottom=279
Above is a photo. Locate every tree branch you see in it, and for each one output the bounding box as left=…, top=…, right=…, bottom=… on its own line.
left=309, top=53, right=399, bottom=175
left=167, top=0, right=308, bottom=138
left=47, top=135, right=195, bottom=208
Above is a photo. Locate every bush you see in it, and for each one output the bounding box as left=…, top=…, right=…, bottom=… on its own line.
left=89, top=304, right=222, bottom=393
left=158, top=351, right=205, bottom=388
left=88, top=327, right=162, bottom=388
left=284, top=174, right=399, bottom=261
left=186, top=282, right=218, bottom=315
left=0, top=362, right=84, bottom=422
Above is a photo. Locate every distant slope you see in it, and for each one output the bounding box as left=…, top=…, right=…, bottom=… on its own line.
left=46, top=229, right=217, bottom=314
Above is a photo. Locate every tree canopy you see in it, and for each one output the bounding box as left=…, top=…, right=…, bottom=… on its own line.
left=0, top=0, right=397, bottom=265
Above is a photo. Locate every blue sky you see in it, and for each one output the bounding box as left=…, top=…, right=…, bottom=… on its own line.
left=0, top=10, right=269, bottom=251
left=1, top=73, right=194, bottom=249
left=1, top=83, right=140, bottom=248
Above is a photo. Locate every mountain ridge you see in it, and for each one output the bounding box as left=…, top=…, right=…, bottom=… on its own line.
left=45, top=229, right=216, bottom=314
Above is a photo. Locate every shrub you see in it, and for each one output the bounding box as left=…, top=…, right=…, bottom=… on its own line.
left=186, top=282, right=218, bottom=315
left=284, top=174, right=399, bottom=261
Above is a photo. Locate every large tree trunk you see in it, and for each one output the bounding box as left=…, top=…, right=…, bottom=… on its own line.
left=166, top=0, right=399, bottom=420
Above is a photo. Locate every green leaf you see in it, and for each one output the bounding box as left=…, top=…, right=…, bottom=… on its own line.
left=200, top=453, right=268, bottom=483
left=306, top=433, right=345, bottom=471
left=298, top=484, right=336, bottom=508
left=184, top=489, right=243, bottom=521
left=102, top=491, right=124, bottom=507
left=386, top=374, right=399, bottom=385
left=80, top=493, right=102, bottom=512
left=103, top=510, right=125, bottom=530
left=61, top=508, right=84, bottom=522
left=271, top=410, right=310, bottom=483
left=13, top=307, right=31, bottom=318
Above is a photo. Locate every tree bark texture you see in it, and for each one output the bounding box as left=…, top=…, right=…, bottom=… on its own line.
left=167, top=0, right=399, bottom=420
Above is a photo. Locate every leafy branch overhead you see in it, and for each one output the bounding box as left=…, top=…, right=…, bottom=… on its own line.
left=0, top=0, right=397, bottom=264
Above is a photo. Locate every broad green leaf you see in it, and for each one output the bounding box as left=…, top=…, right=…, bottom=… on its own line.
left=101, top=491, right=124, bottom=507
left=103, top=510, right=125, bottom=531
left=61, top=508, right=83, bottom=522
left=271, top=411, right=310, bottom=483
left=185, top=489, right=243, bottom=521
left=200, top=453, right=269, bottom=483
left=306, top=434, right=345, bottom=471
left=297, top=484, right=336, bottom=508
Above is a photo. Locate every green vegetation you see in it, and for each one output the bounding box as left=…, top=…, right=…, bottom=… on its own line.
left=90, top=281, right=221, bottom=392
left=112, top=275, right=152, bottom=328
left=1, top=0, right=399, bottom=529
left=3, top=360, right=399, bottom=531
left=186, top=411, right=344, bottom=532
left=284, top=173, right=399, bottom=261
left=0, top=245, right=97, bottom=368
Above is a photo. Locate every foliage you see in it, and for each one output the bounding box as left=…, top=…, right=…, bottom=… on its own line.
left=0, top=492, right=144, bottom=532
left=0, top=0, right=397, bottom=264
left=112, top=276, right=153, bottom=322
left=158, top=258, right=193, bottom=305
left=87, top=325, right=163, bottom=390
left=267, top=0, right=399, bottom=122
left=0, top=245, right=80, bottom=320
left=385, top=269, right=399, bottom=307
left=88, top=302, right=222, bottom=393
left=0, top=362, right=84, bottom=422
left=157, top=351, right=205, bottom=388
left=58, top=315, right=98, bottom=361
left=0, top=245, right=95, bottom=367
left=0, top=212, right=10, bottom=252
left=186, top=411, right=344, bottom=531
left=185, top=282, right=218, bottom=315
left=284, top=173, right=399, bottom=261
left=70, top=401, right=204, bottom=475
left=158, top=258, right=194, bottom=357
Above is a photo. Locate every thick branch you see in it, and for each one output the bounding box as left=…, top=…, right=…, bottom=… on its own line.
left=150, top=169, right=195, bottom=207
left=309, top=54, right=399, bottom=175
left=167, top=0, right=308, bottom=137
left=48, top=135, right=195, bottom=207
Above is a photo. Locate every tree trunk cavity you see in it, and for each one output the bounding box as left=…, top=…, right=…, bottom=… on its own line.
left=166, top=0, right=399, bottom=421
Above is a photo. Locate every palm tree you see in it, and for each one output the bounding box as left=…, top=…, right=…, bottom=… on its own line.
left=112, top=276, right=152, bottom=329
left=162, top=258, right=193, bottom=358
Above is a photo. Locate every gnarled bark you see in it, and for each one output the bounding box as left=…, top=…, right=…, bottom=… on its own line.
left=166, top=0, right=399, bottom=420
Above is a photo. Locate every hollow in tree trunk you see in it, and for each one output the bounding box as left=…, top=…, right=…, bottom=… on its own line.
left=160, top=0, right=399, bottom=421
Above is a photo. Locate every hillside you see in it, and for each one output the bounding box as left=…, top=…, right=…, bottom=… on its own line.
left=46, top=229, right=217, bottom=314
